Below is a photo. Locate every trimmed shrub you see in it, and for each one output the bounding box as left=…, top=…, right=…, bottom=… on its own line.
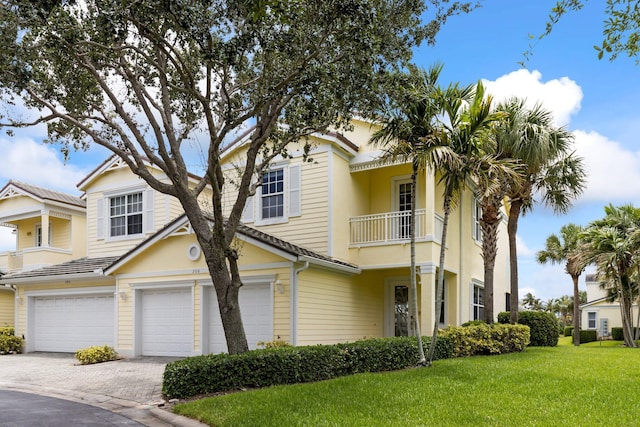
left=0, top=335, right=22, bottom=354
left=497, top=312, right=511, bottom=324
left=564, top=326, right=574, bottom=337
left=461, top=320, right=485, bottom=327
left=612, top=327, right=624, bottom=341
left=256, top=340, right=291, bottom=349
left=75, top=345, right=118, bottom=365
left=441, top=324, right=530, bottom=357
left=0, top=327, right=15, bottom=336
left=575, top=329, right=597, bottom=343
left=163, top=336, right=453, bottom=399
left=518, top=311, right=559, bottom=347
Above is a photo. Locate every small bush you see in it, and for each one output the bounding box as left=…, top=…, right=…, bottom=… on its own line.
left=257, top=340, right=291, bottom=349
left=0, top=327, right=15, bottom=336
left=163, top=336, right=453, bottom=399
left=518, top=311, right=559, bottom=347
left=461, top=320, right=485, bottom=327
left=612, top=327, right=624, bottom=341
left=441, top=324, right=530, bottom=357
left=0, top=335, right=22, bottom=354
left=575, top=330, right=597, bottom=343
left=497, top=312, right=511, bottom=324
left=75, top=345, right=118, bottom=365
left=564, top=326, right=574, bottom=337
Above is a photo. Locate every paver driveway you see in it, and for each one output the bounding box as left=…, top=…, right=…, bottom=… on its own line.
left=0, top=353, right=208, bottom=426
left=0, top=352, right=176, bottom=405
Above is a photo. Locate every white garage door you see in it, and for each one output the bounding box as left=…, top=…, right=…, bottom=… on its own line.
left=33, top=294, right=115, bottom=352
left=141, top=288, right=192, bottom=356
left=210, top=282, right=272, bottom=353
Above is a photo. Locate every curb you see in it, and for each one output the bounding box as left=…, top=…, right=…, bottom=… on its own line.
left=0, top=382, right=207, bottom=427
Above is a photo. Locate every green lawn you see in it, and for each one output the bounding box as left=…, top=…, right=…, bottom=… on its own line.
left=174, top=338, right=640, bottom=426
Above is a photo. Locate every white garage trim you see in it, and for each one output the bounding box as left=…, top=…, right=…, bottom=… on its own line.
left=200, top=278, right=274, bottom=354
left=25, top=286, right=117, bottom=352
left=132, top=283, right=195, bottom=357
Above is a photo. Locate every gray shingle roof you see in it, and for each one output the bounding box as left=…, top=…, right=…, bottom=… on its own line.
left=4, top=181, right=85, bottom=208
left=1, top=256, right=119, bottom=281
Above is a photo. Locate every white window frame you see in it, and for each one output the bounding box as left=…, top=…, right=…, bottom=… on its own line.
left=34, top=222, right=52, bottom=247
left=471, top=281, right=484, bottom=321
left=247, top=163, right=302, bottom=226
left=260, top=168, right=285, bottom=222
left=472, top=196, right=482, bottom=243
left=97, top=185, right=153, bottom=241
left=587, top=311, right=597, bottom=329
left=109, top=191, right=144, bottom=238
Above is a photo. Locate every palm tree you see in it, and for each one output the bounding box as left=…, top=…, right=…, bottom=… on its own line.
left=577, top=204, right=640, bottom=348
left=370, top=63, right=455, bottom=366
left=494, top=98, right=586, bottom=324
left=522, top=292, right=539, bottom=310
left=537, top=224, right=585, bottom=346
left=555, top=294, right=572, bottom=326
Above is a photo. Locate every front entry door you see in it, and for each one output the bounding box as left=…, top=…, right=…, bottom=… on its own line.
left=386, top=280, right=415, bottom=337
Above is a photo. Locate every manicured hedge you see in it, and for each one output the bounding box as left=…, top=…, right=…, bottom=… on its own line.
left=612, top=327, right=623, bottom=341
left=564, top=326, right=574, bottom=337
left=442, top=323, right=530, bottom=357
left=575, top=330, right=597, bottom=343
left=163, top=336, right=453, bottom=399
left=497, top=312, right=511, bottom=324
left=517, top=311, right=559, bottom=347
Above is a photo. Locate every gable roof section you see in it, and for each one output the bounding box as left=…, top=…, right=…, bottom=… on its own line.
left=77, top=155, right=203, bottom=191
left=221, top=127, right=359, bottom=161
left=0, top=181, right=85, bottom=209
left=104, top=214, right=360, bottom=275
left=0, top=256, right=119, bottom=284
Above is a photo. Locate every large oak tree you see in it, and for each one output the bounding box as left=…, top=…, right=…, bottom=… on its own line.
left=0, top=0, right=475, bottom=353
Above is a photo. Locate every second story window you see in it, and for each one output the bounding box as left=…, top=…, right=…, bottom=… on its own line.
left=472, top=197, right=482, bottom=243
left=261, top=169, right=284, bottom=219
left=110, top=192, right=143, bottom=237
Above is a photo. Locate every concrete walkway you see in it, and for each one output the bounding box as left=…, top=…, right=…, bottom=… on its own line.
left=0, top=353, right=207, bottom=427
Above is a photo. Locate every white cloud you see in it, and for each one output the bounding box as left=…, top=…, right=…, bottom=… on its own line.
left=572, top=130, right=640, bottom=204
left=516, top=234, right=535, bottom=257
left=0, top=137, right=87, bottom=194
left=483, top=69, right=583, bottom=127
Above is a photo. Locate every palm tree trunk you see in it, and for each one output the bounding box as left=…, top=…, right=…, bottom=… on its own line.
left=481, top=197, right=501, bottom=324
left=427, top=191, right=452, bottom=366
left=571, top=273, right=580, bottom=346
left=409, top=165, right=426, bottom=364
left=507, top=198, right=523, bottom=324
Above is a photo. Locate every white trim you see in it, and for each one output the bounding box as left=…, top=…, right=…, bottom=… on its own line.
left=327, top=148, right=334, bottom=257
left=199, top=274, right=277, bottom=286
left=6, top=274, right=113, bottom=285
left=24, top=286, right=116, bottom=297
left=187, top=244, right=201, bottom=261
left=130, top=280, right=195, bottom=290
left=291, top=261, right=308, bottom=346
left=239, top=262, right=292, bottom=271
left=418, top=262, right=437, bottom=275
left=392, top=175, right=414, bottom=212
left=298, top=256, right=360, bottom=275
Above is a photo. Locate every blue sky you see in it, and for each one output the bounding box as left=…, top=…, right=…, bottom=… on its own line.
left=0, top=1, right=637, bottom=302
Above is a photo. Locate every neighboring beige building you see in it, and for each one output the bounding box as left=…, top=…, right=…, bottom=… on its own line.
left=0, top=118, right=510, bottom=356
left=580, top=274, right=637, bottom=338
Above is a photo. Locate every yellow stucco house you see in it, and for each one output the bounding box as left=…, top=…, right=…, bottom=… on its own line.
left=0, top=118, right=509, bottom=357
left=580, top=274, right=637, bottom=338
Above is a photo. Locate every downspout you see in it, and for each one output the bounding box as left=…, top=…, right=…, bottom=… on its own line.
left=291, top=261, right=309, bottom=346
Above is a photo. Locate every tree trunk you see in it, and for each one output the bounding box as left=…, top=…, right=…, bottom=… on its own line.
left=507, top=198, right=523, bottom=324
left=571, top=273, right=581, bottom=346
left=408, top=165, right=426, bottom=365
left=427, top=192, right=452, bottom=366
left=481, top=198, right=501, bottom=324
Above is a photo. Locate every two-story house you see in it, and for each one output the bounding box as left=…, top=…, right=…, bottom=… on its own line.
left=0, top=118, right=509, bottom=357
left=580, top=273, right=638, bottom=338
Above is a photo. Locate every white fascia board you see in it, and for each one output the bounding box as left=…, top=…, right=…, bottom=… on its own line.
left=233, top=233, right=298, bottom=262
left=298, top=255, right=360, bottom=275
left=5, top=273, right=114, bottom=285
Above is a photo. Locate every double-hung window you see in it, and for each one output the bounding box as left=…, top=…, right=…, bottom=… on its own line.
left=587, top=312, right=597, bottom=329
left=261, top=169, right=284, bottom=219
left=110, top=192, right=143, bottom=237
left=472, top=197, right=482, bottom=242
left=472, top=283, right=484, bottom=321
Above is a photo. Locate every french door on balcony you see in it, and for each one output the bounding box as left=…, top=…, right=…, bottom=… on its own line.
left=395, top=179, right=412, bottom=239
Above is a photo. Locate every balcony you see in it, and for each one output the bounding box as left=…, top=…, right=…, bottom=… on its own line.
left=349, top=210, right=444, bottom=246
left=0, top=247, right=73, bottom=273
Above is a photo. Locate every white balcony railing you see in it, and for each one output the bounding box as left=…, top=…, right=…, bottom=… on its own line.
left=349, top=210, right=446, bottom=246
left=8, top=251, right=22, bottom=271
